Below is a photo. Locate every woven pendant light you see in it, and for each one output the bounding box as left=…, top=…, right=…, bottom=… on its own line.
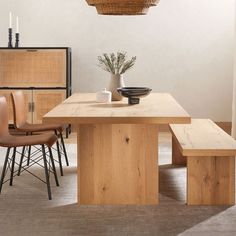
left=86, top=0, right=160, bottom=15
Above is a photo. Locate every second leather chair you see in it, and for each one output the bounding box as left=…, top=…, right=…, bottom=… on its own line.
left=11, top=91, right=69, bottom=176
left=0, top=96, right=59, bottom=200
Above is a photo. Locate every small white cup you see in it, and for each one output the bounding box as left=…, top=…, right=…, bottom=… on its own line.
left=96, top=88, right=112, bottom=103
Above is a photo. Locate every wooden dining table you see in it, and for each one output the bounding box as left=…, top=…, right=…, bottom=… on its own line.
left=43, top=93, right=191, bottom=205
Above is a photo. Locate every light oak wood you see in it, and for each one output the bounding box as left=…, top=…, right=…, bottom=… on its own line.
left=78, top=124, right=158, bottom=205
left=33, top=90, right=66, bottom=124
left=215, top=122, right=232, bottom=135
left=170, top=119, right=236, bottom=205
left=170, top=119, right=236, bottom=157
left=43, top=93, right=191, bottom=124
left=187, top=156, right=235, bottom=205
left=43, top=93, right=190, bottom=205
left=0, top=49, right=66, bottom=87
left=172, top=135, right=187, bottom=165
left=0, top=89, right=32, bottom=124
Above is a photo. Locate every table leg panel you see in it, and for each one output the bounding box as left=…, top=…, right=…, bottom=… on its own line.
left=78, top=124, right=158, bottom=205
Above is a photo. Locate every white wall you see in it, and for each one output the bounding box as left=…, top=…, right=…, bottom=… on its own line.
left=0, top=0, right=234, bottom=121
left=231, top=0, right=236, bottom=137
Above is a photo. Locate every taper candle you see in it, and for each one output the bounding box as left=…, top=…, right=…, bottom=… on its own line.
left=9, top=12, right=12, bottom=28
left=16, top=16, right=19, bottom=33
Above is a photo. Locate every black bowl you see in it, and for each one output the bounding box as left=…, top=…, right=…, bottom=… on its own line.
left=117, top=87, right=152, bottom=105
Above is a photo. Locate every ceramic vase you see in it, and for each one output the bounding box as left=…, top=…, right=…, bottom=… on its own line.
left=108, top=74, right=125, bottom=101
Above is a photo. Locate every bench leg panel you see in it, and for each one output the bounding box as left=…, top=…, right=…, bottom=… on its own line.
left=187, top=156, right=235, bottom=205
left=172, top=136, right=187, bottom=165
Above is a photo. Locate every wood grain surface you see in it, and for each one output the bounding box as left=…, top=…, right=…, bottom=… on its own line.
left=78, top=124, right=159, bottom=205
left=172, top=135, right=187, bottom=165
left=187, top=156, right=235, bottom=205
left=43, top=93, right=191, bottom=124
left=170, top=119, right=236, bottom=157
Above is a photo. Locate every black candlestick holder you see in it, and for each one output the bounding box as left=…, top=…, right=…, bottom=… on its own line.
left=15, top=33, right=20, bottom=48
left=8, top=28, right=13, bottom=48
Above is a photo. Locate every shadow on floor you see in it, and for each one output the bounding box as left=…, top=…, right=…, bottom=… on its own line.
left=0, top=152, right=231, bottom=236
left=44, top=201, right=229, bottom=236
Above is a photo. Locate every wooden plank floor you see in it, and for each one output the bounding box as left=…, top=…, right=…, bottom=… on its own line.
left=0, top=133, right=235, bottom=236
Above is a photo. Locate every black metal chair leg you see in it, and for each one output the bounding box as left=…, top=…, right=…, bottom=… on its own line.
left=55, top=131, right=63, bottom=176
left=27, top=145, right=31, bottom=166
left=60, top=132, right=69, bottom=166
left=48, top=147, right=59, bottom=187
left=0, top=148, right=11, bottom=193
left=9, top=147, right=16, bottom=186
left=42, top=145, right=52, bottom=200
left=18, top=146, right=26, bottom=176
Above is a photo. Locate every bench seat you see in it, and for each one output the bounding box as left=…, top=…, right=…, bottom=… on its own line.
left=170, top=119, right=236, bottom=205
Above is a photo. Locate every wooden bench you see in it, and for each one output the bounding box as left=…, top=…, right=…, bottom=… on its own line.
left=170, top=119, right=236, bottom=205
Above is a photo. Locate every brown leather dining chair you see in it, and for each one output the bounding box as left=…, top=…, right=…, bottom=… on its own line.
left=11, top=91, right=69, bottom=176
left=0, top=96, right=59, bottom=200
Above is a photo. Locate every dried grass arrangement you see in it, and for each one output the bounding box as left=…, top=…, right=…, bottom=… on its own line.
left=97, top=52, right=136, bottom=75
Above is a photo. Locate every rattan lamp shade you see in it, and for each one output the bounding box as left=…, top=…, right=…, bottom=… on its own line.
left=86, top=0, right=160, bottom=15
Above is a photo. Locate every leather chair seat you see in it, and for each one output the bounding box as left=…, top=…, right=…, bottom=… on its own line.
left=0, top=133, right=57, bottom=148
left=10, top=91, right=69, bottom=177
left=16, top=123, right=65, bottom=133
left=0, top=95, right=59, bottom=200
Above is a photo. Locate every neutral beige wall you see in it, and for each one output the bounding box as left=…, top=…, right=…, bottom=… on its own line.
left=0, top=0, right=234, bottom=121
left=231, top=0, right=236, bottom=137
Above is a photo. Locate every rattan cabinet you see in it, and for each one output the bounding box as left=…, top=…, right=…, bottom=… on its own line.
left=0, top=47, right=71, bottom=126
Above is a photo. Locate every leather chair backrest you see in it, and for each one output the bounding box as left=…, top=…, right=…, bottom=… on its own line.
left=11, top=91, right=27, bottom=129
left=0, top=96, right=9, bottom=137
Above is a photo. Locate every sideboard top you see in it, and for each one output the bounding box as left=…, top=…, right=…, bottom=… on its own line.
left=0, top=47, right=71, bottom=50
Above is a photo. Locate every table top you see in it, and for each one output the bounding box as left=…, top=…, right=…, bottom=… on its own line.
left=43, top=93, right=191, bottom=124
